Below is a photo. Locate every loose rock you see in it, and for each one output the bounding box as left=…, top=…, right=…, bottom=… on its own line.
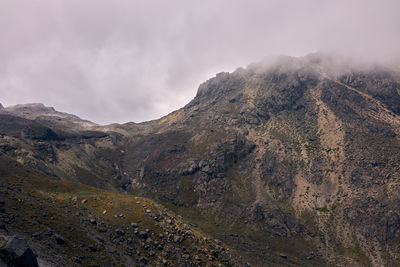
left=54, top=234, right=65, bottom=244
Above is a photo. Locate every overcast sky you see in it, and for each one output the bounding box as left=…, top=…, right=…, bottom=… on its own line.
left=1, top=0, right=399, bottom=124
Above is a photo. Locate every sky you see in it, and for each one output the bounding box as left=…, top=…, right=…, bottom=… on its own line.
left=1, top=0, right=399, bottom=124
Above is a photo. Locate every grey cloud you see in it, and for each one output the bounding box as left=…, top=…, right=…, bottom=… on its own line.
left=0, top=0, right=399, bottom=124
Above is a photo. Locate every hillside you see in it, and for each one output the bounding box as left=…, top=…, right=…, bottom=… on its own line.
left=0, top=155, right=242, bottom=266
left=1, top=53, right=400, bottom=266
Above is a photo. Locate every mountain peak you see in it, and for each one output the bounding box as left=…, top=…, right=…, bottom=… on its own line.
left=5, top=103, right=56, bottom=113
left=0, top=102, right=97, bottom=130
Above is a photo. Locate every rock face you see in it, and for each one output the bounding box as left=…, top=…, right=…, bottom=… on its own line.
left=0, top=52, right=400, bottom=266
left=111, top=54, right=400, bottom=265
left=1, top=236, right=38, bottom=267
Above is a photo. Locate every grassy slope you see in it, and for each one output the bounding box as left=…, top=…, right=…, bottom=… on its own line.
left=0, top=155, right=242, bottom=266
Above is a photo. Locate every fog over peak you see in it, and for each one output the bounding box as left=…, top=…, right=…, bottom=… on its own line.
left=1, top=0, right=399, bottom=124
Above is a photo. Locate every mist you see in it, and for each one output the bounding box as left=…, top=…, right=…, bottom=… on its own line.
left=0, top=0, right=399, bottom=124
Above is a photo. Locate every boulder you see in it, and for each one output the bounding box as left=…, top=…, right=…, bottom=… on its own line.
left=3, top=236, right=38, bottom=267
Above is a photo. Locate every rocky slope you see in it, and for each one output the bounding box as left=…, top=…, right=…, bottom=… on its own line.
left=1, top=52, right=400, bottom=266
left=0, top=155, right=243, bottom=266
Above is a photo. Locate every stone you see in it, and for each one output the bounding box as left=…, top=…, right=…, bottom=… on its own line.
left=138, top=231, right=148, bottom=239
left=115, top=229, right=125, bottom=235
left=81, top=199, right=87, bottom=204
left=95, top=235, right=104, bottom=242
left=97, top=227, right=107, bottom=233
left=4, top=236, right=38, bottom=267
left=131, top=222, right=138, bottom=228
left=54, top=234, right=65, bottom=244
left=90, top=219, right=97, bottom=224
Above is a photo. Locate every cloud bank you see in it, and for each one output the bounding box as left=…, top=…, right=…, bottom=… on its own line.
left=1, top=0, right=399, bottom=124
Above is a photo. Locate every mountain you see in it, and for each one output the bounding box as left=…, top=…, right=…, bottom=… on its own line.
left=1, top=52, right=400, bottom=266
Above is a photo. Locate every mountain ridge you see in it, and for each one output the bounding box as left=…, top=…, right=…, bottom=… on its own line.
left=1, top=53, right=400, bottom=266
